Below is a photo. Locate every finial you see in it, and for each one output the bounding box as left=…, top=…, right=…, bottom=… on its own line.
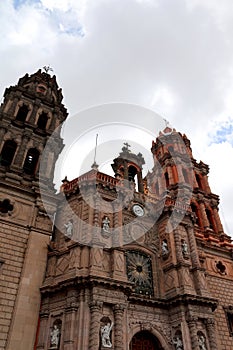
left=91, top=134, right=99, bottom=170
left=43, top=65, right=53, bottom=74
left=122, top=142, right=131, bottom=152
left=163, top=118, right=169, bottom=127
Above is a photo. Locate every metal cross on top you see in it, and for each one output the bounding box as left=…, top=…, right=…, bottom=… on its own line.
left=123, top=142, right=131, bottom=151
left=43, top=65, right=53, bottom=73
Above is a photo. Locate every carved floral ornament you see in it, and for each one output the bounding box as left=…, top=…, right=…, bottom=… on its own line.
left=126, top=251, right=153, bottom=296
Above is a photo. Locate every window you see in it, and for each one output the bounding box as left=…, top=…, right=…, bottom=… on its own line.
left=0, top=199, right=13, bottom=214
left=126, top=251, right=153, bottom=296
left=16, top=104, right=29, bottom=122
left=164, top=171, right=169, bottom=187
left=0, top=140, right=17, bottom=166
left=23, top=148, right=40, bottom=175
left=225, top=307, right=233, bottom=336
left=128, top=165, right=137, bottom=182
left=195, top=173, right=202, bottom=189
left=205, top=208, right=215, bottom=230
left=37, top=112, right=48, bottom=130
left=191, top=203, right=201, bottom=227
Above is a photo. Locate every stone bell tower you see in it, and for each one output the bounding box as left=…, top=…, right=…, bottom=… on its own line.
left=0, top=69, right=67, bottom=350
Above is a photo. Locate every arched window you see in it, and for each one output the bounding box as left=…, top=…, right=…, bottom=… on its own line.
left=205, top=208, right=215, bottom=230
left=16, top=104, right=29, bottom=122
left=128, top=165, right=137, bottom=182
left=164, top=171, right=169, bottom=187
left=23, top=148, right=40, bottom=175
left=191, top=203, right=201, bottom=226
left=37, top=112, right=48, bottom=130
left=195, top=173, right=202, bottom=189
left=0, top=140, right=17, bottom=166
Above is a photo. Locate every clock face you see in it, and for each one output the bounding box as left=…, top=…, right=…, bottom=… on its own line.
left=132, top=204, right=144, bottom=217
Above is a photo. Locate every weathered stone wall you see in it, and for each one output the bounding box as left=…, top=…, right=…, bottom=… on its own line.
left=0, top=221, right=28, bottom=349
left=207, top=274, right=233, bottom=349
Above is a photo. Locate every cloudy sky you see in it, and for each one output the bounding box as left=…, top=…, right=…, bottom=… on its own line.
left=1, top=0, right=233, bottom=237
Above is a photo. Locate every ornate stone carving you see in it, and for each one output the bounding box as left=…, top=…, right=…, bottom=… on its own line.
left=101, top=216, right=111, bottom=238
left=161, top=239, right=169, bottom=258
left=64, top=219, right=73, bottom=239
left=100, top=320, right=113, bottom=348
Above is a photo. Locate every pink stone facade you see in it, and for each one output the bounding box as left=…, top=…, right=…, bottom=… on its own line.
left=0, top=72, right=233, bottom=349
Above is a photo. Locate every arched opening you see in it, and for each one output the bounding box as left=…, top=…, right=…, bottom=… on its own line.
left=205, top=208, right=215, bottom=231
left=23, top=148, right=40, bottom=175
left=16, top=104, right=29, bottom=122
left=37, top=112, right=48, bottom=130
left=164, top=171, right=169, bottom=188
left=0, top=140, right=17, bottom=166
left=191, top=202, right=202, bottom=227
left=128, top=165, right=137, bottom=182
left=195, top=173, right=203, bottom=189
left=129, top=331, right=163, bottom=350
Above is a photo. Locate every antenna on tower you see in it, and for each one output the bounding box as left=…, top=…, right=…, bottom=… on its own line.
left=91, top=134, right=99, bottom=170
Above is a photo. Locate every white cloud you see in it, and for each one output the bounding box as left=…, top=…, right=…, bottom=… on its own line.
left=0, top=0, right=233, bottom=237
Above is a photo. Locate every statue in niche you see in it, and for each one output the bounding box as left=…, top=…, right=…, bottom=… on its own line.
left=64, top=219, right=73, bottom=238
left=101, top=216, right=111, bottom=238
left=181, top=239, right=189, bottom=257
left=100, top=321, right=113, bottom=348
left=173, top=334, right=183, bottom=350
left=161, top=239, right=169, bottom=256
left=50, top=324, right=60, bottom=348
left=198, top=334, right=207, bottom=350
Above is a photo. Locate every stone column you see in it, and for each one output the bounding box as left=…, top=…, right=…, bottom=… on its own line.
left=63, top=290, right=78, bottom=349
left=7, top=96, right=19, bottom=116
left=63, top=306, right=78, bottom=349
left=199, top=202, right=209, bottom=228
left=29, top=102, right=40, bottom=124
left=185, top=225, right=200, bottom=268
left=173, top=228, right=183, bottom=263
left=212, top=207, right=223, bottom=233
left=113, top=304, right=125, bottom=350
left=176, top=164, right=184, bottom=183
left=187, top=317, right=199, bottom=350
left=36, top=312, right=49, bottom=349
left=13, top=131, right=31, bottom=167
left=89, top=301, right=102, bottom=350
left=205, top=318, right=218, bottom=350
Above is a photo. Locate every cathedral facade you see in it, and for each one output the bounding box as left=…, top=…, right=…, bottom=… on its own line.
left=0, top=70, right=233, bottom=350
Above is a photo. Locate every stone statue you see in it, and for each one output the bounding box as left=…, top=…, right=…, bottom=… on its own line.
left=64, top=219, right=73, bottom=238
left=173, top=335, right=183, bottom=350
left=101, top=321, right=113, bottom=348
left=181, top=240, right=188, bottom=256
left=50, top=324, right=60, bottom=348
left=102, top=217, right=110, bottom=232
left=101, top=216, right=111, bottom=238
left=198, top=334, right=207, bottom=350
left=162, top=240, right=169, bottom=256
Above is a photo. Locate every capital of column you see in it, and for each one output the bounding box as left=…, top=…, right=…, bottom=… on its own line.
left=89, top=300, right=103, bottom=312
left=113, top=304, right=126, bottom=314
left=204, top=318, right=215, bottom=327
left=187, top=316, right=198, bottom=325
